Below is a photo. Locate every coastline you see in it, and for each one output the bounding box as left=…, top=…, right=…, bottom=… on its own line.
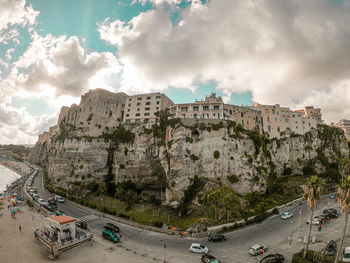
left=0, top=159, right=31, bottom=192
left=0, top=159, right=31, bottom=176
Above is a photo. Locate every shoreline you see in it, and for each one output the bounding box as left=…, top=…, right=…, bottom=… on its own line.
left=0, top=159, right=31, bottom=177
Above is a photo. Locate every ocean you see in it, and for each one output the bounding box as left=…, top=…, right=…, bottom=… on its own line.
left=0, top=164, right=21, bottom=192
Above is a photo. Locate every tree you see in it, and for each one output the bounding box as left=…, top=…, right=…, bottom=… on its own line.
left=339, top=157, right=350, bottom=178
left=303, top=176, right=324, bottom=258
left=335, top=175, right=350, bottom=263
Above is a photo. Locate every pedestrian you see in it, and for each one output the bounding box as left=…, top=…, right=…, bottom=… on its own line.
left=19, top=225, right=21, bottom=232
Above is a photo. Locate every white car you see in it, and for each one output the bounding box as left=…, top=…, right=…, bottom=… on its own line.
left=343, top=247, right=350, bottom=262
left=306, top=218, right=321, bottom=225
left=249, top=244, right=268, bottom=256
left=281, top=212, right=293, bottom=219
left=54, top=195, right=64, bottom=203
left=189, top=243, right=209, bottom=254
left=37, top=199, right=45, bottom=206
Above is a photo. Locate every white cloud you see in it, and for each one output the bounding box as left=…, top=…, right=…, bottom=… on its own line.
left=0, top=0, right=39, bottom=44
left=98, top=0, right=350, bottom=122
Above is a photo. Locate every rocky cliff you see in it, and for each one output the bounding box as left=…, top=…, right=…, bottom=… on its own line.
left=29, top=115, right=349, bottom=207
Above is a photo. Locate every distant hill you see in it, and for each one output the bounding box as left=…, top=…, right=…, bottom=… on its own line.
left=0, top=145, right=30, bottom=161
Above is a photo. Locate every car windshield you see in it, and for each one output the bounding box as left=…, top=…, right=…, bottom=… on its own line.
left=199, top=245, right=206, bottom=249
left=344, top=253, right=350, bottom=258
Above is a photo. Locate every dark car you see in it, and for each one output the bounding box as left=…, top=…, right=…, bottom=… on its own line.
left=48, top=198, right=57, bottom=207
left=201, top=254, right=220, bottom=263
left=260, top=254, right=284, bottom=263
left=43, top=203, right=54, bottom=212
left=76, top=220, right=88, bottom=229
left=208, top=233, right=226, bottom=242
left=323, top=208, right=340, bottom=215
left=104, top=223, right=120, bottom=233
left=324, top=212, right=338, bottom=219
left=324, top=240, right=337, bottom=257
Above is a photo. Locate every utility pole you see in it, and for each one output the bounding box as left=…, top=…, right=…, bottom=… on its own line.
left=297, top=208, right=301, bottom=241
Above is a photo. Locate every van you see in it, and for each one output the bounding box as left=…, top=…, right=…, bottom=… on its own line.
left=102, top=229, right=120, bottom=243
left=343, top=247, right=350, bottom=262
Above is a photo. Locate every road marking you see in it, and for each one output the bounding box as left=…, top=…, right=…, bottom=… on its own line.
left=77, top=214, right=99, bottom=222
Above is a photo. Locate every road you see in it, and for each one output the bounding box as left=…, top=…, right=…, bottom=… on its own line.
left=31, top=170, right=339, bottom=263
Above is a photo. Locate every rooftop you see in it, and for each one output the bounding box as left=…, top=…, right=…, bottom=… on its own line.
left=48, top=215, right=77, bottom=225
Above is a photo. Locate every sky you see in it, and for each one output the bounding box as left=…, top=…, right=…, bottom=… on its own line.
left=1, top=0, right=350, bottom=145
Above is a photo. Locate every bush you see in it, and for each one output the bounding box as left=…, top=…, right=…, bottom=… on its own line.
left=214, top=150, right=220, bottom=159
left=153, top=221, right=164, bottom=228
left=227, top=174, right=239, bottom=184
left=186, top=136, right=194, bottom=143
left=120, top=164, right=125, bottom=169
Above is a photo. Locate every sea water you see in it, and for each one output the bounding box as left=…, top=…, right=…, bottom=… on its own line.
left=0, top=164, right=21, bottom=192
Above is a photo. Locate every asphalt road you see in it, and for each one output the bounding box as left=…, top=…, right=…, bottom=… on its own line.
left=30, top=170, right=337, bottom=263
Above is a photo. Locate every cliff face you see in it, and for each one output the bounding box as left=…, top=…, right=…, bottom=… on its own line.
left=29, top=120, right=349, bottom=206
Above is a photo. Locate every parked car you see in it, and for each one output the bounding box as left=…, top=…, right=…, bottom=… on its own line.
left=330, top=193, right=337, bottom=199
left=281, top=212, right=293, bottom=220
left=48, top=198, right=57, bottom=207
left=54, top=195, right=64, bottom=203
left=104, top=223, right=120, bottom=233
left=76, top=220, right=88, bottom=229
left=249, top=244, right=268, bottom=256
left=324, top=240, right=337, bottom=257
left=37, top=198, right=45, bottom=206
left=43, top=203, right=54, bottom=212
left=208, top=233, right=226, bottom=242
left=324, top=212, right=338, bottom=219
left=323, top=208, right=340, bottom=215
left=306, top=217, right=321, bottom=225
left=343, top=247, right=350, bottom=262
left=26, top=187, right=32, bottom=192
left=33, top=194, right=39, bottom=202
left=55, top=209, right=66, bottom=216
left=201, top=254, right=220, bottom=263
left=16, top=196, right=24, bottom=201
left=260, top=254, right=284, bottom=263
left=102, top=229, right=120, bottom=243
left=189, top=243, right=209, bottom=254
left=29, top=190, right=35, bottom=196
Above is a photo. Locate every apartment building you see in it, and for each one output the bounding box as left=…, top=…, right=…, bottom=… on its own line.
left=253, top=102, right=318, bottom=138
left=169, top=93, right=224, bottom=120
left=124, top=93, right=174, bottom=124
left=335, top=119, right=350, bottom=139
left=294, top=106, right=323, bottom=124
left=224, top=104, right=263, bottom=132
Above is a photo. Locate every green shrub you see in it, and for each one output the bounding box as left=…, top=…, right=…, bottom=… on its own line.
left=120, top=164, right=125, bottom=169
left=190, top=154, right=199, bottom=162
left=186, top=136, right=194, bottom=143
left=214, top=150, right=220, bottom=159
left=227, top=174, right=239, bottom=184
left=143, top=128, right=152, bottom=134
left=153, top=221, right=164, bottom=228
left=79, top=165, right=84, bottom=169
left=124, top=147, right=128, bottom=156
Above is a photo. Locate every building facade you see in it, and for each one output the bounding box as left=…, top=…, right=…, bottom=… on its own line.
left=124, top=93, right=174, bottom=125
left=335, top=119, right=350, bottom=139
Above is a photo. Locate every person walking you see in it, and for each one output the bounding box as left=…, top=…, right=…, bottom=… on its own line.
left=19, top=225, right=21, bottom=232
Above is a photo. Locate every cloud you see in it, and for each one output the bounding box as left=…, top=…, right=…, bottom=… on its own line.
left=98, top=0, right=350, bottom=122
left=0, top=0, right=39, bottom=44
left=6, top=33, right=120, bottom=97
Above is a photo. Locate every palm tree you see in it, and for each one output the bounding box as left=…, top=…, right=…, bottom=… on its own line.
left=334, top=175, right=350, bottom=263
left=303, top=176, right=323, bottom=258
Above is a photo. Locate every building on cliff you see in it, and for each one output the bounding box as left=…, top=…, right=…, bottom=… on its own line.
left=335, top=119, right=350, bottom=139
left=253, top=103, right=321, bottom=138
left=37, top=89, right=324, bottom=143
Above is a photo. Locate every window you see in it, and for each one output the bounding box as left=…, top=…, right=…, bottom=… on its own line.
left=126, top=119, right=130, bottom=124
left=265, top=109, right=269, bottom=113
left=145, top=107, right=150, bottom=110
left=298, top=114, right=301, bottom=117
left=242, top=120, right=244, bottom=126
left=146, top=97, right=151, bottom=100
left=203, top=106, right=209, bottom=111
left=203, top=113, right=209, bottom=119
left=137, top=108, right=140, bottom=111
left=156, top=95, right=161, bottom=99
left=193, top=114, right=197, bottom=119
left=267, top=117, right=270, bottom=122
left=241, top=112, right=244, bottom=117
left=156, top=107, right=159, bottom=110
left=213, top=105, right=220, bottom=110
left=268, top=125, right=271, bottom=132
left=127, top=109, right=130, bottom=112
left=135, top=113, right=140, bottom=116
left=126, top=114, right=129, bottom=117
left=182, top=114, right=186, bottom=118
left=272, top=109, right=275, bottom=114
left=136, top=119, right=140, bottom=124
left=277, top=126, right=280, bottom=132
left=292, top=114, right=295, bottom=117
left=156, top=101, right=160, bottom=105
left=144, top=113, right=150, bottom=116
left=285, top=118, right=289, bottom=123
left=281, top=111, right=285, bottom=117
left=213, top=113, right=220, bottom=119
left=137, top=97, right=142, bottom=101
left=229, top=110, right=232, bottom=115
left=275, top=117, right=277, bottom=122
left=128, top=104, right=131, bottom=107
left=129, top=98, right=132, bottom=101
left=193, top=106, right=199, bottom=111
left=137, top=102, right=141, bottom=106
left=146, top=102, right=151, bottom=105
left=181, top=107, right=188, bottom=112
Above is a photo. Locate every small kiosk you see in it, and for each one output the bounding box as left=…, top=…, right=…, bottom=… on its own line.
left=35, top=215, right=92, bottom=257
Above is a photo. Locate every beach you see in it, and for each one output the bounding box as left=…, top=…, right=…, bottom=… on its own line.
left=0, top=165, right=22, bottom=192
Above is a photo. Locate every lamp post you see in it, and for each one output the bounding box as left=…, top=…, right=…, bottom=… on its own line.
left=297, top=208, right=301, bottom=241
left=159, top=239, right=167, bottom=263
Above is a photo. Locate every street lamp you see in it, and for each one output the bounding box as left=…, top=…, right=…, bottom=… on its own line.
left=297, top=208, right=302, bottom=242
left=159, top=239, right=167, bottom=263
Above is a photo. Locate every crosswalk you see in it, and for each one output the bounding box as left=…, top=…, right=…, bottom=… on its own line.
left=77, top=214, right=99, bottom=222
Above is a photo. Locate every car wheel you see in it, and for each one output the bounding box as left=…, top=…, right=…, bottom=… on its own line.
left=189, top=250, right=192, bottom=253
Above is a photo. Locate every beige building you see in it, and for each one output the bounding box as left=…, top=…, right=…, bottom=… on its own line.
left=253, top=103, right=319, bottom=138
left=224, top=104, right=263, bottom=132
left=124, top=93, right=174, bottom=125
left=294, top=106, right=323, bottom=124
left=335, top=119, right=350, bottom=139
left=169, top=93, right=224, bottom=120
